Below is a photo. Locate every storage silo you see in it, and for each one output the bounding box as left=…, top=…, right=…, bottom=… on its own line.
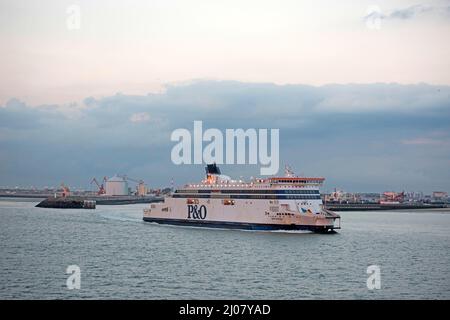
left=137, top=182, right=147, bottom=196
left=105, top=175, right=128, bottom=196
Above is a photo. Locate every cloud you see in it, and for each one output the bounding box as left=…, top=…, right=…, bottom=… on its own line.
left=401, top=138, right=447, bottom=146
left=390, top=4, right=434, bottom=20
left=364, top=4, right=450, bottom=23
left=1, top=80, right=450, bottom=192
left=401, top=130, right=450, bottom=146
left=130, top=112, right=151, bottom=123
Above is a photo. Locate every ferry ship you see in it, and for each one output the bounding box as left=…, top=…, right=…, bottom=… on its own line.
left=143, top=164, right=340, bottom=233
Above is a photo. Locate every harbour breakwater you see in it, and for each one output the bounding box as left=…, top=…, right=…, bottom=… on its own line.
left=35, top=195, right=163, bottom=209
left=325, top=203, right=448, bottom=211
left=35, top=197, right=96, bottom=209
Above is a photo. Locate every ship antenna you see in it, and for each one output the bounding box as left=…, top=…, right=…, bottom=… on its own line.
left=285, top=165, right=294, bottom=177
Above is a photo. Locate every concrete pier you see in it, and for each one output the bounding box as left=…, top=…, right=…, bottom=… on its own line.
left=36, top=197, right=96, bottom=209
left=325, top=203, right=448, bottom=211
left=35, top=195, right=163, bottom=208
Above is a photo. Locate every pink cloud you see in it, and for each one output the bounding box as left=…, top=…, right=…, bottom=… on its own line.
left=401, top=137, right=449, bottom=146
left=129, top=112, right=151, bottom=123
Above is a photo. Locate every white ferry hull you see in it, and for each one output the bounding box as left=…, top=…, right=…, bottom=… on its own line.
left=143, top=198, right=340, bottom=233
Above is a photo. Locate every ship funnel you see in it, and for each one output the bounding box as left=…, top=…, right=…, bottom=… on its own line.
left=205, top=163, right=221, bottom=175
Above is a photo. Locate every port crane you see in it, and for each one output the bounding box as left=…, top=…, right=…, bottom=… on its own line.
left=60, top=182, right=70, bottom=197
left=90, top=177, right=106, bottom=195
left=119, top=175, right=143, bottom=184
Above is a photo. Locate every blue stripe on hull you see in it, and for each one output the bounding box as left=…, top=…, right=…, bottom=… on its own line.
left=143, top=217, right=336, bottom=233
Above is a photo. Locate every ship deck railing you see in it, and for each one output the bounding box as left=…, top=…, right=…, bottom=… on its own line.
left=323, top=208, right=341, bottom=229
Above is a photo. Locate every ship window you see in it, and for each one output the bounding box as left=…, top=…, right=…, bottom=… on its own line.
left=223, top=199, right=235, bottom=205
left=187, top=199, right=199, bottom=205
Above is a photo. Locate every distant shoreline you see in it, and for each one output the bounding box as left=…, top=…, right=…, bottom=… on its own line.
left=325, top=202, right=448, bottom=211
left=2, top=195, right=448, bottom=212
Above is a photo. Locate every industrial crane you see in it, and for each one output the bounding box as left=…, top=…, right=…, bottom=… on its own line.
left=60, top=183, right=70, bottom=197
left=119, top=175, right=144, bottom=184
left=90, top=177, right=106, bottom=195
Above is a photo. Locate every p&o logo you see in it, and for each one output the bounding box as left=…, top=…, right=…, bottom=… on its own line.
left=187, top=205, right=207, bottom=219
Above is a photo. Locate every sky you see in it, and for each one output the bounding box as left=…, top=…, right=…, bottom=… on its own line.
left=0, top=0, right=450, bottom=192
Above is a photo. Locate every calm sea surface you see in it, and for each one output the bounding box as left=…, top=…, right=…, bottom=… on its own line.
left=0, top=198, right=449, bottom=299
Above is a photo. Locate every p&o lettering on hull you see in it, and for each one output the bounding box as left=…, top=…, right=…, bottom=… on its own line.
left=187, top=205, right=207, bottom=219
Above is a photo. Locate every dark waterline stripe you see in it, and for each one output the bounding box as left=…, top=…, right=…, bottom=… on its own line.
left=143, top=217, right=335, bottom=232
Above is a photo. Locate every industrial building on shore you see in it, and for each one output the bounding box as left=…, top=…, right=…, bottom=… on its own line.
left=91, top=174, right=148, bottom=196
left=105, top=175, right=129, bottom=196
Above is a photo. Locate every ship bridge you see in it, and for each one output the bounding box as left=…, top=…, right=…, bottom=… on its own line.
left=268, top=177, right=325, bottom=185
